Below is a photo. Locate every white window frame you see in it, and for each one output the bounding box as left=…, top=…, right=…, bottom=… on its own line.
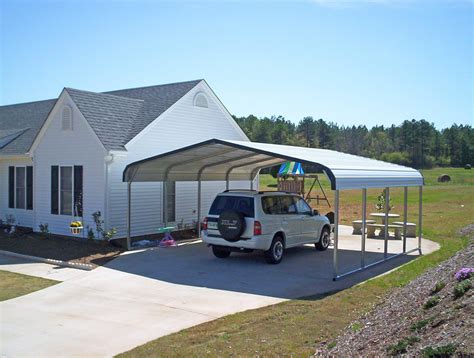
left=13, top=166, right=27, bottom=210
left=59, top=165, right=74, bottom=216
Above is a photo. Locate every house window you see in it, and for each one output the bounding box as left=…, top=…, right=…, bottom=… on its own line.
left=193, top=93, right=208, bottom=108
left=51, top=165, right=83, bottom=216
left=8, top=166, right=33, bottom=210
left=62, top=106, right=73, bottom=130
left=60, top=167, right=73, bottom=215
left=164, top=181, right=176, bottom=222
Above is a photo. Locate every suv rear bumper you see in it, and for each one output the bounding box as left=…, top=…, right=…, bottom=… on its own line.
left=202, top=231, right=274, bottom=251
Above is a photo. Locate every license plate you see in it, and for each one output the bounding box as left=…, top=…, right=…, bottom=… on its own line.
left=208, top=222, right=218, bottom=230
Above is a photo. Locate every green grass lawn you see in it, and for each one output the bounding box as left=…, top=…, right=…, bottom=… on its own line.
left=119, top=167, right=473, bottom=357
left=0, top=270, right=58, bottom=301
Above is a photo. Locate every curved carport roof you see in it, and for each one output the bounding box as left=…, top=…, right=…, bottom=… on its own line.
left=122, top=139, right=424, bottom=281
left=123, top=138, right=423, bottom=189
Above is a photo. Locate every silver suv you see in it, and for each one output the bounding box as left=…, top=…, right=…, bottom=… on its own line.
left=202, top=190, right=331, bottom=264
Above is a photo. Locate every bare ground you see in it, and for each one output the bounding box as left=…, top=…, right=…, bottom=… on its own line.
left=316, top=226, right=474, bottom=357
left=0, top=230, right=122, bottom=267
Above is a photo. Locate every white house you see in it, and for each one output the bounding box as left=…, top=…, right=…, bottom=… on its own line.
left=0, top=80, right=251, bottom=238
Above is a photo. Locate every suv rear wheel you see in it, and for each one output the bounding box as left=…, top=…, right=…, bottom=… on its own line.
left=212, top=246, right=231, bottom=259
left=264, top=236, right=285, bottom=264
left=315, top=227, right=330, bottom=251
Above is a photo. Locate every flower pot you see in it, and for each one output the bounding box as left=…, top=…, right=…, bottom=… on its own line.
left=70, top=226, right=83, bottom=235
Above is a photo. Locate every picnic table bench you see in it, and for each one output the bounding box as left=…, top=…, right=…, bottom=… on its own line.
left=351, top=220, right=376, bottom=235
left=393, top=221, right=417, bottom=237
left=367, top=223, right=403, bottom=239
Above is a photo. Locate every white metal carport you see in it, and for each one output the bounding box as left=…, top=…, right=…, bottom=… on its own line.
left=123, top=138, right=424, bottom=280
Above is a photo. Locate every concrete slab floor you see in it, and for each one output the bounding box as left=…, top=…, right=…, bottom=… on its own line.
left=0, top=226, right=439, bottom=357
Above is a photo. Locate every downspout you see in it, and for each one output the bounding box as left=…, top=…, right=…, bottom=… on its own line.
left=31, top=152, right=36, bottom=232
left=104, top=153, right=114, bottom=232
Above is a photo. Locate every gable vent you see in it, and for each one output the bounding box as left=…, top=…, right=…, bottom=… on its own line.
left=62, top=106, right=73, bottom=130
left=194, top=93, right=208, bottom=108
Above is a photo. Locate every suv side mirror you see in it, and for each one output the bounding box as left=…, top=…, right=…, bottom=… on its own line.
left=313, top=209, right=320, bottom=216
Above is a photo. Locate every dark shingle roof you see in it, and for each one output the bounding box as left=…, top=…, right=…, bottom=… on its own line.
left=105, top=79, right=202, bottom=143
left=65, top=88, right=144, bottom=150
left=0, top=99, right=56, bottom=155
left=0, top=79, right=202, bottom=154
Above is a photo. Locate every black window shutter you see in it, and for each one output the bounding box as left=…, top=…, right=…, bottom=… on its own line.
left=8, top=166, right=14, bottom=208
left=74, top=166, right=83, bottom=217
left=26, top=166, right=33, bottom=210
left=51, top=166, right=59, bottom=214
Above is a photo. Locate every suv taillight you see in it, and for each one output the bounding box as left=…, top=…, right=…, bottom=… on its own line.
left=202, top=217, right=208, bottom=231
left=254, top=220, right=262, bottom=236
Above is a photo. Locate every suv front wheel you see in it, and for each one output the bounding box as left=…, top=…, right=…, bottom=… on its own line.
left=264, top=236, right=285, bottom=264
left=315, top=227, right=330, bottom=251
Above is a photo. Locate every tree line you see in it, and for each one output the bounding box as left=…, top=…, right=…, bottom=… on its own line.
left=233, top=115, right=473, bottom=169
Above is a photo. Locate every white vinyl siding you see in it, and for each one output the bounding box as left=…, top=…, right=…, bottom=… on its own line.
left=33, top=93, right=106, bottom=236
left=108, top=82, right=251, bottom=238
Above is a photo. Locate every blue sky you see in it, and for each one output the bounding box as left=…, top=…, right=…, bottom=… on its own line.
left=1, top=0, right=472, bottom=129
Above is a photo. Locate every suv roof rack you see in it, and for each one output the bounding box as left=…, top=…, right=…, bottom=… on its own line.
left=223, top=189, right=257, bottom=193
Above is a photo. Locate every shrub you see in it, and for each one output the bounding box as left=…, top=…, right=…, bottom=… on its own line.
left=380, top=151, right=411, bottom=166
left=410, top=318, right=431, bottom=332
left=454, top=268, right=474, bottom=281
left=423, top=295, right=441, bottom=309
left=430, top=281, right=446, bottom=295
left=422, top=343, right=457, bottom=357
left=92, top=211, right=117, bottom=242
left=436, top=156, right=451, bottom=167
left=375, top=189, right=394, bottom=212
left=453, top=279, right=471, bottom=299
left=386, top=336, right=420, bottom=356
left=39, top=223, right=49, bottom=238
left=351, top=322, right=362, bottom=332
left=86, top=226, right=95, bottom=241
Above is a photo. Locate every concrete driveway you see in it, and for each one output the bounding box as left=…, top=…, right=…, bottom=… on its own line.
left=1, top=227, right=439, bottom=357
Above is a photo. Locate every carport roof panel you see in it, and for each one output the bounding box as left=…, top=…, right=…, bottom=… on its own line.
left=123, top=139, right=423, bottom=190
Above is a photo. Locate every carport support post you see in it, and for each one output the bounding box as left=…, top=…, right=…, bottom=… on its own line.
left=127, top=181, right=132, bottom=250
left=163, top=179, right=168, bottom=226
left=361, top=188, right=367, bottom=268
left=197, top=179, right=202, bottom=238
left=384, top=187, right=389, bottom=259
left=418, top=185, right=423, bottom=254
left=333, top=190, right=340, bottom=280
left=403, top=187, right=408, bottom=253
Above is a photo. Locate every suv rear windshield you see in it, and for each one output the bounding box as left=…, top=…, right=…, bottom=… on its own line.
left=209, top=195, right=255, bottom=217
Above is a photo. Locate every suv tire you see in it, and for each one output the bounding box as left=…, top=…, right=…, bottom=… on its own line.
left=218, top=210, right=246, bottom=242
left=264, top=236, right=285, bottom=264
left=315, top=227, right=330, bottom=251
left=212, top=246, right=231, bottom=259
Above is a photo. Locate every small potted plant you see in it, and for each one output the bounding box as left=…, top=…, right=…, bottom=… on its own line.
left=69, top=220, right=83, bottom=235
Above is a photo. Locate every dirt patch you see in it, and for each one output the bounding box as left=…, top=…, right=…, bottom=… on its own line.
left=316, top=231, right=474, bottom=356
left=0, top=230, right=123, bottom=267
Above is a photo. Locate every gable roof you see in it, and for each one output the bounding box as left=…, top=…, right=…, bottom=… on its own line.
left=0, top=79, right=202, bottom=154
left=0, top=99, right=56, bottom=155
left=65, top=88, right=144, bottom=151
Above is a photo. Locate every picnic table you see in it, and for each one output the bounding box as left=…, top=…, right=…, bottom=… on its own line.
left=368, top=213, right=401, bottom=239
left=369, top=212, right=400, bottom=225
